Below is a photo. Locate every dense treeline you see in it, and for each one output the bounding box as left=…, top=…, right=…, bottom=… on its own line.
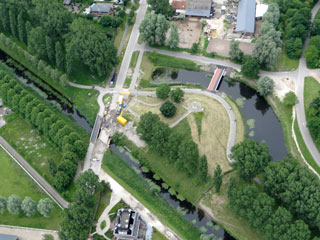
left=0, top=0, right=117, bottom=79
left=305, top=12, right=320, bottom=68
left=229, top=139, right=320, bottom=239
left=278, top=0, right=317, bottom=59
left=59, top=170, right=105, bottom=240
left=137, top=112, right=208, bottom=178
left=0, top=69, right=87, bottom=192
left=307, top=92, right=320, bottom=144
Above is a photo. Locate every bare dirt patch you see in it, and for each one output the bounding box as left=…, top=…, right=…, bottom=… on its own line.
left=271, top=76, right=296, bottom=100
left=176, top=18, right=202, bottom=49
left=207, top=38, right=255, bottom=57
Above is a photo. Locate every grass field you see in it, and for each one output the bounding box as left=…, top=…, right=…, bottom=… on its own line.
left=183, top=94, right=232, bottom=173
left=130, top=51, right=140, bottom=68
left=202, top=172, right=263, bottom=240
left=94, top=191, right=112, bottom=221
left=0, top=148, right=62, bottom=230
left=304, top=77, right=320, bottom=152
left=152, top=228, right=168, bottom=240
left=274, top=49, right=299, bottom=71
left=0, top=114, right=63, bottom=187
left=102, top=150, right=201, bottom=240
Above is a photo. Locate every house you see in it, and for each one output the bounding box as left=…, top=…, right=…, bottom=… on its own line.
left=235, top=0, right=256, bottom=35
left=90, top=3, right=114, bottom=16
left=63, top=0, right=72, bottom=5
left=114, top=209, right=150, bottom=240
left=0, top=234, right=19, bottom=240
left=185, top=0, right=212, bottom=18
left=172, top=0, right=186, bottom=14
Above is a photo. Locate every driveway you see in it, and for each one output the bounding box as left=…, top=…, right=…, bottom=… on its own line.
left=0, top=225, right=58, bottom=240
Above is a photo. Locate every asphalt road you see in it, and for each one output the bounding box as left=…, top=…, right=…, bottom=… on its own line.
left=0, top=136, right=69, bottom=209
left=296, top=1, right=320, bottom=163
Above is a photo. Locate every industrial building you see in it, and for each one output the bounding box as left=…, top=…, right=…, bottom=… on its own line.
left=234, top=0, right=256, bottom=35
left=185, top=0, right=212, bottom=18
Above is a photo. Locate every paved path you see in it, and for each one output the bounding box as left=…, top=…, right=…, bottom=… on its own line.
left=115, top=0, right=148, bottom=90
left=295, top=1, right=320, bottom=163
left=0, top=225, right=59, bottom=240
left=0, top=136, right=69, bottom=209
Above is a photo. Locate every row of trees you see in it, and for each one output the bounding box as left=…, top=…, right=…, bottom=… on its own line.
left=59, top=170, right=106, bottom=240
left=137, top=112, right=208, bottom=178
left=0, top=195, right=53, bottom=218
left=230, top=139, right=320, bottom=237
left=0, top=33, right=68, bottom=87
left=0, top=0, right=117, bottom=78
left=307, top=92, right=320, bottom=145
left=0, top=70, right=87, bottom=192
left=139, top=13, right=179, bottom=49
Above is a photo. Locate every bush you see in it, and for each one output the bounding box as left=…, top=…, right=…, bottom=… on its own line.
left=7, top=195, right=21, bottom=215
left=283, top=92, right=298, bottom=107
left=156, top=83, right=171, bottom=99
left=160, top=101, right=176, bottom=117
left=171, top=88, right=184, bottom=103
left=241, top=56, right=259, bottom=79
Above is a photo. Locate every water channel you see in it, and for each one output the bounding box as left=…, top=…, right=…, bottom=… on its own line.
left=0, top=49, right=92, bottom=132
left=110, top=144, right=235, bottom=240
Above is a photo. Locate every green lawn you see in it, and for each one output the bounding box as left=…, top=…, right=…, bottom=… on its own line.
left=130, top=51, right=139, bottom=68
left=152, top=228, right=168, bottom=240
left=274, top=49, right=299, bottom=71
left=0, top=114, right=63, bottom=191
left=94, top=191, right=112, bottom=221
left=0, top=148, right=63, bottom=230
left=102, top=150, right=201, bottom=240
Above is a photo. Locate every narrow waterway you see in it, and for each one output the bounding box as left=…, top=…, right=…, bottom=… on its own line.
left=110, top=144, right=235, bottom=240
left=0, top=49, right=92, bottom=132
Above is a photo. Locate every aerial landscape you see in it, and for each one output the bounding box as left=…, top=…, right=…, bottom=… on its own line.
left=0, top=0, right=320, bottom=239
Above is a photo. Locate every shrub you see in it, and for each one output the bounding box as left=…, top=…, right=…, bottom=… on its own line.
left=160, top=101, right=176, bottom=117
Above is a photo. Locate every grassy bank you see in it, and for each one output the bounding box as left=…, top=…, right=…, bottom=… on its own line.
left=0, top=148, right=62, bottom=230
left=274, top=49, right=299, bottom=71
left=102, top=150, right=201, bottom=240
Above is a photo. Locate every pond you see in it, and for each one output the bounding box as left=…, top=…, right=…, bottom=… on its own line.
left=0, top=49, right=92, bottom=133
left=110, top=144, right=235, bottom=240
left=151, top=67, right=288, bottom=161
left=152, top=68, right=212, bottom=88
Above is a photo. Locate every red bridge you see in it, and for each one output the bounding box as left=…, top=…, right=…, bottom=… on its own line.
left=207, top=68, right=226, bottom=91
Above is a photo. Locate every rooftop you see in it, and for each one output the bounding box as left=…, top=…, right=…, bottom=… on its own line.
left=114, top=209, right=138, bottom=237
left=235, top=0, right=256, bottom=33
left=186, top=0, right=211, bottom=10
left=90, top=3, right=113, bottom=13
left=256, top=4, right=268, bottom=18
left=172, top=0, right=186, bottom=10
left=185, top=9, right=210, bottom=17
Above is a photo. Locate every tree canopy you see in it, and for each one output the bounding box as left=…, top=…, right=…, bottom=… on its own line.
left=257, top=76, right=274, bottom=96
left=160, top=101, right=176, bottom=118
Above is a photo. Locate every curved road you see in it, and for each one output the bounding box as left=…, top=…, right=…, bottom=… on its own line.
left=296, top=1, right=320, bottom=163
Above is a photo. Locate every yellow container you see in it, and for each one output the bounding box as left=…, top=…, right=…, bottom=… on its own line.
left=117, top=116, right=128, bottom=126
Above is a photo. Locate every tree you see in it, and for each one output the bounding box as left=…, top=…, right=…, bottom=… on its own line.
left=166, top=132, right=184, bottom=163
left=312, top=19, right=320, bottom=36
left=241, top=57, right=260, bottom=79
left=171, top=88, right=184, bottom=103
left=137, top=112, right=160, bottom=142
left=17, top=12, right=26, bottom=44
left=286, top=38, right=302, bottom=59
left=48, top=158, right=57, bottom=176
left=253, top=35, right=281, bottom=69
left=147, top=0, right=172, bottom=17
left=283, top=92, right=298, bottom=107
left=58, top=160, right=77, bottom=179
left=160, top=101, right=176, bottom=118
left=231, top=140, right=272, bottom=181
left=0, top=195, right=6, bottom=214
left=9, top=9, right=17, bottom=38
left=37, top=198, right=54, bottom=218
left=7, top=194, right=21, bottom=215
left=168, top=23, right=179, bottom=49
left=45, top=36, right=55, bottom=63
left=28, top=27, right=47, bottom=60
left=257, top=76, right=274, bottom=96
left=199, top=155, right=208, bottom=182
left=156, top=83, right=171, bottom=99
left=73, top=170, right=102, bottom=207
left=213, top=164, right=222, bottom=193
left=177, top=140, right=199, bottom=176
left=150, top=121, right=170, bottom=155
left=139, top=14, right=169, bottom=46
left=305, top=45, right=319, bottom=68
left=55, top=42, right=64, bottom=70
left=54, top=171, right=71, bottom=192
left=229, top=39, right=243, bottom=62
left=191, top=43, right=198, bottom=54
left=21, top=197, right=37, bottom=217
